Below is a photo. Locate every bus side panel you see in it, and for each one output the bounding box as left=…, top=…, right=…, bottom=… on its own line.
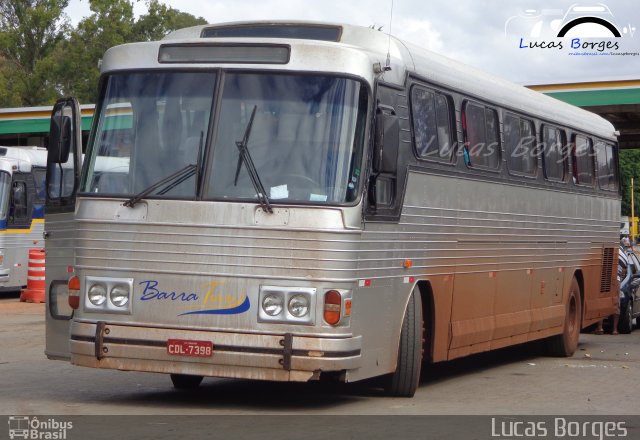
left=393, top=171, right=617, bottom=361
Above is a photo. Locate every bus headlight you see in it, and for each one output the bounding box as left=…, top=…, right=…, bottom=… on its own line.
left=258, top=286, right=316, bottom=325
left=262, top=293, right=284, bottom=316
left=84, top=276, right=134, bottom=314
left=288, top=294, right=310, bottom=318
left=88, top=284, right=107, bottom=306
left=110, top=285, right=130, bottom=307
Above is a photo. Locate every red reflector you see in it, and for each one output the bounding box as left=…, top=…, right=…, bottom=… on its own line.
left=324, top=290, right=342, bottom=325
left=68, top=275, right=80, bottom=310
left=68, top=275, right=80, bottom=291
left=344, top=299, right=352, bottom=317
left=67, top=266, right=74, bottom=273
left=68, top=295, right=80, bottom=310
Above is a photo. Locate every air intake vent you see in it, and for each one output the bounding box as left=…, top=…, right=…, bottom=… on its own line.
left=599, top=247, right=614, bottom=293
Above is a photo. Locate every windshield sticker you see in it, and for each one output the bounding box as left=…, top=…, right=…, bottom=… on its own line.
left=139, top=280, right=250, bottom=315
left=270, top=184, right=289, bottom=199
left=309, top=193, right=328, bottom=202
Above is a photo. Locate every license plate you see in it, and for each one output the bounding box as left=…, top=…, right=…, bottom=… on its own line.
left=167, top=339, right=213, bottom=357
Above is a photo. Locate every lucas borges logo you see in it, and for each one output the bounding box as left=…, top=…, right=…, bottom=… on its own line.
left=505, top=3, right=637, bottom=55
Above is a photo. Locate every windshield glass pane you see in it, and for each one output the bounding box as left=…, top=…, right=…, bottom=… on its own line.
left=82, top=72, right=217, bottom=197
left=207, top=73, right=366, bottom=204
left=0, top=171, right=10, bottom=221
left=33, top=168, right=46, bottom=201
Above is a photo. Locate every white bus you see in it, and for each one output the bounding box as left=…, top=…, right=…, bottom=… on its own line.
left=45, top=21, right=620, bottom=397
left=0, top=146, right=47, bottom=292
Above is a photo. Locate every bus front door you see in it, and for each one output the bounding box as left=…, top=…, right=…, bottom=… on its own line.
left=44, top=98, right=82, bottom=361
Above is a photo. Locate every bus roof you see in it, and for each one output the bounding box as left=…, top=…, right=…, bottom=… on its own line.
left=100, top=20, right=615, bottom=141
left=0, top=146, right=47, bottom=172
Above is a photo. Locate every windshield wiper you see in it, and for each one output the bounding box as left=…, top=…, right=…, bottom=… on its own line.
left=124, top=164, right=196, bottom=208
left=233, top=105, right=273, bottom=213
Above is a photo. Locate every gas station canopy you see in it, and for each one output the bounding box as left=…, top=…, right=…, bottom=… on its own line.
left=528, top=79, right=640, bottom=149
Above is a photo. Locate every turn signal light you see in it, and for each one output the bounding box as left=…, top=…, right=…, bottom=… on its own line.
left=324, top=290, right=342, bottom=325
left=68, top=275, right=80, bottom=310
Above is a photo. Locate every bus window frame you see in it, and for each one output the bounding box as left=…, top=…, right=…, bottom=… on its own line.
left=0, top=170, right=11, bottom=222
left=594, top=141, right=619, bottom=192
left=461, top=100, right=502, bottom=172
left=503, top=111, right=538, bottom=179
left=541, top=124, right=568, bottom=183
left=409, top=84, right=457, bottom=165
left=571, top=133, right=595, bottom=188
left=8, top=177, right=31, bottom=228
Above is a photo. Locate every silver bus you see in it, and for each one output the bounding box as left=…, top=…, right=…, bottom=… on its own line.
left=45, top=21, right=620, bottom=397
left=0, top=147, right=47, bottom=292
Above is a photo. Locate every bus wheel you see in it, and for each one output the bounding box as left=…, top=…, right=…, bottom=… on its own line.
left=384, top=288, right=423, bottom=397
left=170, top=374, right=204, bottom=389
left=548, top=277, right=581, bottom=357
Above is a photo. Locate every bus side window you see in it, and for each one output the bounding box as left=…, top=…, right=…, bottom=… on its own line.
left=542, top=126, right=567, bottom=181
left=462, top=101, right=500, bottom=169
left=573, top=135, right=594, bottom=186
left=595, top=142, right=618, bottom=191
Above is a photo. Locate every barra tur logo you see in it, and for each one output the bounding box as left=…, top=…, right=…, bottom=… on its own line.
left=139, top=280, right=250, bottom=315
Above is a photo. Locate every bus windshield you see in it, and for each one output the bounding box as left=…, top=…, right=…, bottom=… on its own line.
left=82, top=71, right=367, bottom=205
left=0, top=171, right=10, bottom=221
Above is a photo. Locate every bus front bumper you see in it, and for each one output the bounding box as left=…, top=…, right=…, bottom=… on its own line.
left=69, top=321, right=362, bottom=382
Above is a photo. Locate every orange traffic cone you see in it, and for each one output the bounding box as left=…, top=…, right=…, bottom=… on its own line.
left=20, top=249, right=45, bottom=303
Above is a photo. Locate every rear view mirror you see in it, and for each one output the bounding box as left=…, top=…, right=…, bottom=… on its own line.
left=48, top=111, right=72, bottom=164
left=47, top=97, right=81, bottom=204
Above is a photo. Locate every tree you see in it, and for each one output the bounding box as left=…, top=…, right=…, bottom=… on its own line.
left=0, top=0, right=69, bottom=106
left=619, top=149, right=640, bottom=216
left=133, top=0, right=207, bottom=42
left=0, top=0, right=208, bottom=106
left=56, top=0, right=136, bottom=102
left=59, top=0, right=207, bottom=103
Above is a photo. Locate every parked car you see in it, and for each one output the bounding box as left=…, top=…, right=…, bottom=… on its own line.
left=618, top=247, right=640, bottom=333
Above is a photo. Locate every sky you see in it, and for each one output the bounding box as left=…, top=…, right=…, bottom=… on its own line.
left=64, top=0, right=639, bottom=85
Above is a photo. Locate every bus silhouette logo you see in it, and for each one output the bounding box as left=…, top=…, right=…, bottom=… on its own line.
left=505, top=4, right=635, bottom=38
left=7, top=416, right=29, bottom=440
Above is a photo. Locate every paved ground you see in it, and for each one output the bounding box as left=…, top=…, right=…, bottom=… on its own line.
left=1, top=294, right=639, bottom=416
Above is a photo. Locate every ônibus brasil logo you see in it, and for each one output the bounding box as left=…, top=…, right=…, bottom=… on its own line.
left=8, top=416, right=73, bottom=440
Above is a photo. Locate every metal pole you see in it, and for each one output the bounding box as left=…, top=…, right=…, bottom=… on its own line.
left=632, top=177, right=635, bottom=244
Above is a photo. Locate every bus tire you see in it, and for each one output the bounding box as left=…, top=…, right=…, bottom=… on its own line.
left=384, top=288, right=423, bottom=397
left=170, top=374, right=203, bottom=389
left=618, top=301, right=633, bottom=334
left=548, top=277, right=581, bottom=357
